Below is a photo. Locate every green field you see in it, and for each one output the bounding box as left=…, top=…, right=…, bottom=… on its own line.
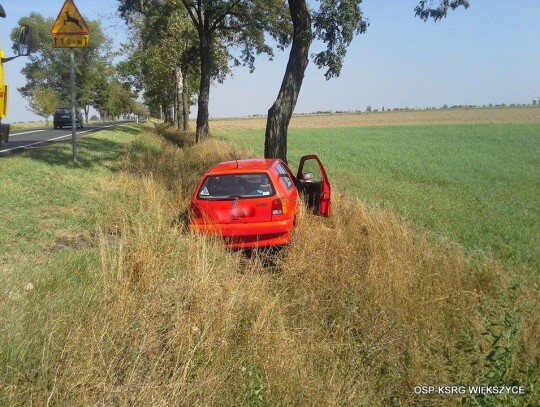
left=216, top=123, right=540, bottom=270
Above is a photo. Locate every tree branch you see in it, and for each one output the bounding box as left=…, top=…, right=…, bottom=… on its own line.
left=209, top=0, right=242, bottom=33
left=216, top=22, right=249, bottom=31
left=414, top=0, right=470, bottom=22
left=197, top=0, right=203, bottom=28
left=180, top=0, right=201, bottom=29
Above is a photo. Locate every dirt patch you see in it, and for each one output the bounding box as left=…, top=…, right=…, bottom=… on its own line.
left=52, top=230, right=94, bottom=252
left=209, top=107, right=540, bottom=131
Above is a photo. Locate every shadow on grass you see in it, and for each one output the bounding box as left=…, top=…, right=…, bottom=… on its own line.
left=26, top=136, right=128, bottom=172
left=113, top=125, right=142, bottom=136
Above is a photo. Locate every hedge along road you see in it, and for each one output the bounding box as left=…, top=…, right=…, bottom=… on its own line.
left=0, top=120, right=134, bottom=157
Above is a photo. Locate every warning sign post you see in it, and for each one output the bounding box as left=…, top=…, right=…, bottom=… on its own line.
left=50, top=0, right=90, bottom=162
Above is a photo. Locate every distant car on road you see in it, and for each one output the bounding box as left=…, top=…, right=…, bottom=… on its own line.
left=189, top=155, right=331, bottom=248
left=53, top=107, right=83, bottom=129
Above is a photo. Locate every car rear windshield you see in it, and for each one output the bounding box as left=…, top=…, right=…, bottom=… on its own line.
left=198, top=173, right=275, bottom=199
left=55, top=108, right=71, bottom=115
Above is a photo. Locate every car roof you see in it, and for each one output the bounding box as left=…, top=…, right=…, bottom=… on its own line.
left=208, top=159, right=278, bottom=174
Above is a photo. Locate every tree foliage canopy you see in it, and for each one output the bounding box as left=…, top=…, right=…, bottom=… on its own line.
left=312, top=0, right=369, bottom=79
left=11, top=12, right=137, bottom=121
left=414, top=0, right=470, bottom=21
left=118, top=0, right=292, bottom=140
left=118, top=0, right=201, bottom=126
left=27, top=86, right=59, bottom=123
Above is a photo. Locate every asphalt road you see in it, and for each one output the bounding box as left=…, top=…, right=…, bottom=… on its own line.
left=0, top=120, right=133, bottom=157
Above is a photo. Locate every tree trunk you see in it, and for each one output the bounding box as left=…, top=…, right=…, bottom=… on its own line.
left=181, top=60, right=190, bottom=132
left=264, top=0, right=312, bottom=162
left=196, top=33, right=212, bottom=143
left=164, top=104, right=172, bottom=125
left=175, top=66, right=183, bottom=130
left=161, top=104, right=167, bottom=123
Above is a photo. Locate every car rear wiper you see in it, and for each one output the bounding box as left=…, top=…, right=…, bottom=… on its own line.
left=198, top=195, right=244, bottom=200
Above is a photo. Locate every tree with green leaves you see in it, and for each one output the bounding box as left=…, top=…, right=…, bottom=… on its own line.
left=264, top=0, right=470, bottom=161
left=118, top=0, right=200, bottom=131
left=91, top=74, right=136, bottom=121
left=10, top=12, right=118, bottom=123
left=27, top=86, right=59, bottom=123
left=179, top=0, right=291, bottom=142
left=119, top=0, right=291, bottom=142
left=130, top=99, right=149, bottom=118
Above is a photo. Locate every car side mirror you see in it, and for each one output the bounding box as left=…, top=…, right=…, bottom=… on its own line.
left=18, top=25, right=31, bottom=56
left=303, top=172, right=314, bottom=181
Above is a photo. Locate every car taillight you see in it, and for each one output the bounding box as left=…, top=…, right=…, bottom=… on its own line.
left=272, top=198, right=287, bottom=216
left=190, top=202, right=203, bottom=218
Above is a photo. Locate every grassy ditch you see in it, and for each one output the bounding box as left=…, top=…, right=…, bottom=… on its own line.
left=1, top=125, right=539, bottom=406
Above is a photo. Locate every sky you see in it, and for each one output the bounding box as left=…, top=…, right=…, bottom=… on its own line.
left=0, top=0, right=539, bottom=122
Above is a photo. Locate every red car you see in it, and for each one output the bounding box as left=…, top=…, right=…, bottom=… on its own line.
left=189, top=155, right=331, bottom=248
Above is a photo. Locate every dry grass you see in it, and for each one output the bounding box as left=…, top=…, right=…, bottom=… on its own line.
left=2, top=126, right=538, bottom=406
left=209, top=106, right=540, bottom=131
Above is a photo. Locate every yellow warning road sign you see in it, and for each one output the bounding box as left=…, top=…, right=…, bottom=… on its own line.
left=51, top=0, right=89, bottom=36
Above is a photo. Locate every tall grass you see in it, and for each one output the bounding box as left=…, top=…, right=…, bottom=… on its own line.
left=1, top=126, right=538, bottom=406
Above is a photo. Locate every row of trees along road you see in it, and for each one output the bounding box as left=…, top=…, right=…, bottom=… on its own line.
left=117, top=0, right=469, bottom=161
left=12, top=1, right=467, bottom=159
left=10, top=13, right=148, bottom=124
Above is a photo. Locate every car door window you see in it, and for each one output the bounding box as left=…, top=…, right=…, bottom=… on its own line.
left=298, top=159, right=323, bottom=182
left=275, top=163, right=294, bottom=190
left=296, top=155, right=331, bottom=217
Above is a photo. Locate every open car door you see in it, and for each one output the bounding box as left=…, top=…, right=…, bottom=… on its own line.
left=296, top=155, right=331, bottom=217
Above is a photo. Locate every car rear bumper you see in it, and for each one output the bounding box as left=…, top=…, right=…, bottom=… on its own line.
left=54, top=119, right=81, bottom=126
left=189, top=218, right=293, bottom=248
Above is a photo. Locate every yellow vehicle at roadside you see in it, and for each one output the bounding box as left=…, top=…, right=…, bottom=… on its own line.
left=0, top=4, right=31, bottom=147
